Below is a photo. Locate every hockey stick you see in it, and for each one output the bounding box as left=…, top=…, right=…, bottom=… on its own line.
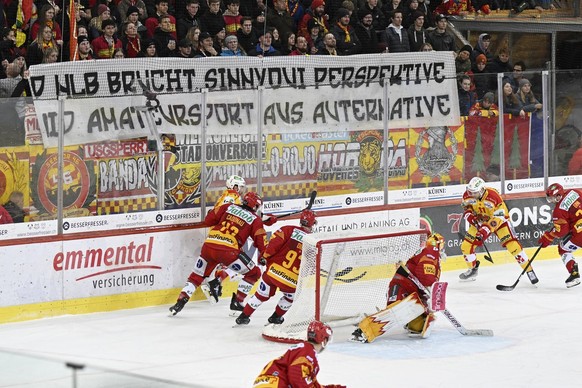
left=480, top=240, right=494, bottom=264
left=274, top=190, right=317, bottom=220
left=495, top=244, right=543, bottom=291
left=398, top=266, right=494, bottom=336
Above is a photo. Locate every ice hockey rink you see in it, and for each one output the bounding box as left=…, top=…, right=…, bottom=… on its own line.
left=1, top=258, right=582, bottom=388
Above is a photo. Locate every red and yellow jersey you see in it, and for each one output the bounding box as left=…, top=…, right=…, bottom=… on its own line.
left=214, top=189, right=242, bottom=210
left=547, top=189, right=582, bottom=240
left=253, top=342, right=323, bottom=388
left=204, top=203, right=267, bottom=256
left=391, top=246, right=441, bottom=296
left=462, top=187, right=509, bottom=229
left=263, top=225, right=308, bottom=291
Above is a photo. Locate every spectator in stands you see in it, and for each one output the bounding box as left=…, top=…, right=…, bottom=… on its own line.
left=568, top=136, right=582, bottom=176
left=325, top=0, right=348, bottom=26
left=270, top=27, right=282, bottom=51
left=113, top=47, right=125, bottom=58
left=154, top=14, right=177, bottom=56
left=177, top=0, right=201, bottom=40
left=88, top=4, right=113, bottom=40
left=43, top=46, right=59, bottom=63
left=416, top=0, right=434, bottom=28
left=237, top=17, right=258, bottom=53
left=253, top=11, right=267, bottom=33
left=213, top=27, right=227, bottom=51
left=469, top=91, right=498, bottom=117
left=354, top=8, right=380, bottom=53
left=380, top=9, right=409, bottom=53
left=97, top=0, right=123, bottom=27
left=317, top=31, right=338, bottom=55
left=402, top=0, right=420, bottom=29
left=184, top=26, right=201, bottom=49
left=92, top=19, right=123, bottom=58
left=513, top=0, right=554, bottom=14
left=516, top=78, right=542, bottom=113
left=175, top=38, right=195, bottom=57
left=76, top=35, right=94, bottom=59
left=120, top=22, right=143, bottom=58
left=0, top=62, right=22, bottom=98
left=331, top=8, right=361, bottom=55
left=27, top=24, right=61, bottom=66
left=435, top=0, right=475, bottom=15
left=419, top=42, right=433, bottom=51
left=298, top=0, right=329, bottom=41
left=118, top=0, right=148, bottom=24
left=0, top=28, right=25, bottom=79
left=361, top=0, right=387, bottom=32
left=145, top=0, right=176, bottom=39
left=0, top=204, right=13, bottom=224
left=289, top=35, right=309, bottom=55
left=224, top=0, right=243, bottom=36
left=3, top=191, right=25, bottom=223
left=306, top=18, right=323, bottom=53
left=194, top=31, right=220, bottom=57
left=267, top=0, right=296, bottom=42
left=470, top=33, right=492, bottom=64
left=486, top=45, right=512, bottom=92
left=125, top=6, right=148, bottom=39
left=501, top=79, right=525, bottom=117
left=456, top=44, right=473, bottom=76
left=280, top=31, right=296, bottom=55
left=139, top=39, right=158, bottom=56
left=427, top=14, right=455, bottom=52
left=470, top=53, right=490, bottom=99
left=247, top=30, right=281, bottom=56
left=381, top=0, right=404, bottom=20
left=458, top=74, right=477, bottom=116
left=220, top=34, right=245, bottom=56
left=200, top=0, right=225, bottom=37
left=407, top=11, right=427, bottom=52
left=286, top=0, right=306, bottom=27
left=507, top=60, right=526, bottom=92
left=474, top=0, right=502, bottom=14
left=30, top=4, right=63, bottom=42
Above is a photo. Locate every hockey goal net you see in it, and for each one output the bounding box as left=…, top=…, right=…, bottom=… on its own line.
left=262, top=227, right=428, bottom=343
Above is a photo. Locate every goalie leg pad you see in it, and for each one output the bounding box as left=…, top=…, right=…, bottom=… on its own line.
left=358, top=293, right=425, bottom=343
left=407, top=313, right=437, bottom=338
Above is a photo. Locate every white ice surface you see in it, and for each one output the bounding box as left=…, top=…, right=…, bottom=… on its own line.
left=2, top=259, right=582, bottom=388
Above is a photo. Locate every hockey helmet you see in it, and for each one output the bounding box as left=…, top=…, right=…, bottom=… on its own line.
left=426, top=232, right=446, bottom=261
left=243, top=191, right=262, bottom=212
left=546, top=183, right=564, bottom=204
left=226, top=175, right=246, bottom=193
left=307, top=320, right=333, bottom=347
left=300, top=209, right=317, bottom=231
left=466, top=177, right=485, bottom=199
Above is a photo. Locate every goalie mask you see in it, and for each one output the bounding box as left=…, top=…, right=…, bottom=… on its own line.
left=300, top=209, right=317, bottom=232
left=426, top=232, right=446, bottom=261
left=466, top=177, right=485, bottom=199
left=226, top=175, right=246, bottom=193
left=546, top=183, right=564, bottom=204
left=243, top=191, right=262, bottom=212
left=307, top=320, right=333, bottom=349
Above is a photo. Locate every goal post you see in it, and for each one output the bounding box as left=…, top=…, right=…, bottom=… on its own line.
left=262, top=228, right=428, bottom=343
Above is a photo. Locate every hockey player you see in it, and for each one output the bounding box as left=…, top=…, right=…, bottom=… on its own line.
left=351, top=232, right=445, bottom=343
left=459, top=177, right=537, bottom=283
left=253, top=320, right=346, bottom=388
left=538, top=183, right=581, bottom=288
left=235, top=209, right=318, bottom=326
left=169, top=191, right=268, bottom=316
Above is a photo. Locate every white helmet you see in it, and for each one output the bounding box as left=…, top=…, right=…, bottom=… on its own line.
left=226, top=175, right=246, bottom=193
left=467, top=177, right=485, bottom=199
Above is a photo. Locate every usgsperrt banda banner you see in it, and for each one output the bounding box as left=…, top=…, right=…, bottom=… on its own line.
left=28, top=53, right=460, bottom=147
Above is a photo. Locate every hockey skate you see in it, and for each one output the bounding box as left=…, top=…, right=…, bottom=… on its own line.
left=235, top=312, right=250, bottom=325
left=169, top=296, right=189, bottom=316
left=207, top=277, right=222, bottom=302
left=566, top=263, right=580, bottom=288
left=267, top=312, right=284, bottom=324
left=459, top=260, right=480, bottom=281
left=350, top=328, right=369, bottom=343
left=230, top=293, right=244, bottom=312
left=526, top=269, right=539, bottom=285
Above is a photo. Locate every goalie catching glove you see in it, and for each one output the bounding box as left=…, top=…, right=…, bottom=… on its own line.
left=538, top=232, right=554, bottom=248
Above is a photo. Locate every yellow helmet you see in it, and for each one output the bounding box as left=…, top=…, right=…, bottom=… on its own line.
left=426, top=232, right=445, bottom=255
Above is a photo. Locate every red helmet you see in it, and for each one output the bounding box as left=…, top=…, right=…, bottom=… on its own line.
left=307, top=320, right=332, bottom=345
left=243, top=191, right=263, bottom=211
left=546, top=183, right=564, bottom=204
left=300, top=209, right=317, bottom=229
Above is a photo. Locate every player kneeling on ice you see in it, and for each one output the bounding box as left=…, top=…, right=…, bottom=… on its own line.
left=236, top=209, right=317, bottom=326
left=460, top=177, right=537, bottom=283
left=351, top=233, right=446, bottom=343
left=253, top=320, right=345, bottom=388
left=538, top=183, right=581, bottom=288
left=170, top=191, right=272, bottom=316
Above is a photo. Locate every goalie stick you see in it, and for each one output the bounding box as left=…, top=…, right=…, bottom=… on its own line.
left=274, top=190, right=318, bottom=220
left=398, top=266, right=494, bottom=336
left=495, top=244, right=543, bottom=291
